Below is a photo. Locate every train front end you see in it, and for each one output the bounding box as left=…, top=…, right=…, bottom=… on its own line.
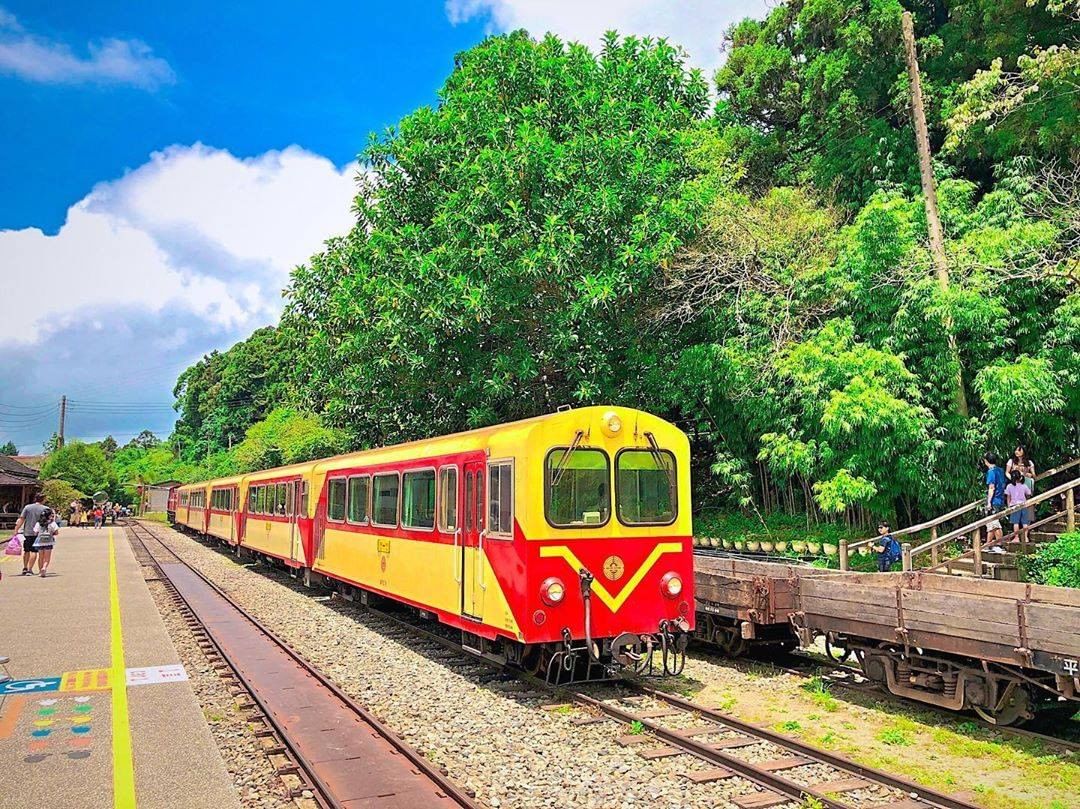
left=509, top=407, right=694, bottom=682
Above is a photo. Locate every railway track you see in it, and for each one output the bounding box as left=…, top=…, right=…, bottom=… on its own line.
left=137, top=521, right=1016, bottom=809
left=125, top=521, right=478, bottom=809
left=343, top=598, right=980, bottom=809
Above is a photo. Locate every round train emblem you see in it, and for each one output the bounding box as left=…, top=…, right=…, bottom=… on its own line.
left=603, top=555, right=624, bottom=581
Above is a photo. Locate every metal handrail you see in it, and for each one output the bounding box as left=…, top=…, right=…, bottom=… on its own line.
left=841, top=457, right=1080, bottom=568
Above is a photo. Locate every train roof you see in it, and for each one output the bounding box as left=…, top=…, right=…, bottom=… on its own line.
left=180, top=406, right=684, bottom=490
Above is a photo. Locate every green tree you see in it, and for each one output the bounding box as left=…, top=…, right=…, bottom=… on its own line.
left=99, top=435, right=118, bottom=458
left=283, top=31, right=712, bottom=446
left=40, top=442, right=116, bottom=497
left=716, top=0, right=1077, bottom=205
left=0, top=441, right=17, bottom=455
left=173, top=326, right=290, bottom=458
left=41, top=479, right=85, bottom=513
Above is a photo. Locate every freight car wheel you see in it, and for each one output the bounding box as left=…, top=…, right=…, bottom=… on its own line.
left=972, top=683, right=1034, bottom=726
left=824, top=633, right=853, bottom=664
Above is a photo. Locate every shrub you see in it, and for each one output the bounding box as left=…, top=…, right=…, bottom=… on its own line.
left=1023, top=532, right=1080, bottom=588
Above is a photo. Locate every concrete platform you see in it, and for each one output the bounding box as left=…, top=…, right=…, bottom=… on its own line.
left=0, top=525, right=240, bottom=809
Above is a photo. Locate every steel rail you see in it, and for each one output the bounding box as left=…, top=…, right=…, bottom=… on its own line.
left=127, top=521, right=478, bottom=809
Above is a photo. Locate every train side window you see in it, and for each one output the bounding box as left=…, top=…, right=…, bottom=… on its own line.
left=276, top=483, right=287, bottom=515
left=328, top=478, right=347, bottom=522
left=256, top=485, right=266, bottom=515
left=347, top=476, right=370, bottom=524
left=487, top=461, right=513, bottom=538
left=437, top=467, right=458, bottom=532
left=248, top=488, right=256, bottom=513
left=544, top=448, right=611, bottom=528
left=301, top=480, right=309, bottom=516
left=372, top=473, right=399, bottom=528
left=402, top=469, right=436, bottom=530
left=285, top=482, right=294, bottom=517
left=464, top=472, right=474, bottom=532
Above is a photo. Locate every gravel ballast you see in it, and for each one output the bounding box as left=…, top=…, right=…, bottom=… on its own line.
left=141, top=523, right=796, bottom=809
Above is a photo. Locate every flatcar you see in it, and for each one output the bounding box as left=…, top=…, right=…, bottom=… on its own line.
left=174, top=407, right=694, bottom=681
left=694, top=554, right=1080, bottom=725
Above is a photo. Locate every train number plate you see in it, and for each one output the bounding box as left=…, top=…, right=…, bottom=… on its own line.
left=377, top=538, right=391, bottom=554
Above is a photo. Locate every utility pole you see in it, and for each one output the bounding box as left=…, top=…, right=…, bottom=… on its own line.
left=901, top=11, right=969, bottom=417
left=58, top=395, right=67, bottom=449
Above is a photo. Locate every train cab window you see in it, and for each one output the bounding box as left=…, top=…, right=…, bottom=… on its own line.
left=545, top=448, right=610, bottom=528
left=347, top=476, right=369, bottom=524
left=276, top=483, right=288, bottom=515
left=402, top=470, right=435, bottom=530
left=437, top=467, right=458, bottom=532
left=328, top=478, right=347, bottom=522
left=616, top=449, right=677, bottom=525
left=372, top=473, right=399, bottom=527
left=487, top=462, right=513, bottom=537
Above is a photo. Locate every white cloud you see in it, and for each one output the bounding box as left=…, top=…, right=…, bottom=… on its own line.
left=0, top=144, right=357, bottom=345
left=0, top=7, right=175, bottom=88
left=447, top=0, right=769, bottom=75
left=0, top=144, right=357, bottom=449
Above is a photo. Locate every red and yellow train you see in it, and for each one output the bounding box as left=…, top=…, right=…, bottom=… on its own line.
left=173, top=407, right=694, bottom=681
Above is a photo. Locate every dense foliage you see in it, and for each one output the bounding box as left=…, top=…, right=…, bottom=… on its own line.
left=151, top=3, right=1079, bottom=531
left=1023, top=531, right=1080, bottom=588
left=283, top=31, right=713, bottom=445
left=0, top=441, right=17, bottom=455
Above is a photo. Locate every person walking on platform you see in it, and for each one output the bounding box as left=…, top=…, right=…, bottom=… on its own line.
left=32, top=508, right=58, bottom=577
left=13, top=493, right=47, bottom=576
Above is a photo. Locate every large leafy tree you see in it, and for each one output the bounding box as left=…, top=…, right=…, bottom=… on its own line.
left=40, top=442, right=116, bottom=497
left=284, top=31, right=712, bottom=446
left=173, top=326, right=290, bottom=458
left=716, top=0, right=1077, bottom=205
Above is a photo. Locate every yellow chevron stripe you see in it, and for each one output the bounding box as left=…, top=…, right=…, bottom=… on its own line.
left=539, top=542, right=683, bottom=612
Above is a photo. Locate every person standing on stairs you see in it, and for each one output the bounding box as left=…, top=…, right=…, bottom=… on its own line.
left=1005, top=470, right=1033, bottom=548
left=1006, top=446, right=1036, bottom=525
left=983, top=453, right=1007, bottom=552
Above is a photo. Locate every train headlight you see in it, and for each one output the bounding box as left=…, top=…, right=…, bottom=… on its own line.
left=601, top=410, right=622, bottom=437
left=541, top=577, right=566, bottom=606
left=661, top=572, right=682, bottom=598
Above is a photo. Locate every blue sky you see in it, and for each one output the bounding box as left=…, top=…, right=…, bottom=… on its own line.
left=0, top=1, right=765, bottom=452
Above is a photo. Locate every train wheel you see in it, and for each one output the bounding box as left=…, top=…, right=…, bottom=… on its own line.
left=824, top=632, right=853, bottom=664
left=972, top=683, right=1034, bottom=726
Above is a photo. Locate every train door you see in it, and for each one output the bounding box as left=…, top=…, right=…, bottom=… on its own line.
left=462, top=460, right=485, bottom=620
left=287, top=480, right=302, bottom=566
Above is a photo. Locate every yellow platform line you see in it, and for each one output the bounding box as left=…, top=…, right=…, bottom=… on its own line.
left=108, top=528, right=137, bottom=808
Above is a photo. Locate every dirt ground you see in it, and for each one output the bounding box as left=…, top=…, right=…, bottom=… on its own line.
left=652, top=645, right=1079, bottom=809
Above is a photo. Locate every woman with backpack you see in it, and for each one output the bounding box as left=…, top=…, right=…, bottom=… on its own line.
left=32, top=508, right=59, bottom=578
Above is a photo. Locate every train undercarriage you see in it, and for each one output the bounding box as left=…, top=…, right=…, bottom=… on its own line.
left=818, top=633, right=1078, bottom=726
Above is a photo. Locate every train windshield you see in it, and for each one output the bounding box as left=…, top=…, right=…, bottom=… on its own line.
left=616, top=449, right=677, bottom=525
left=545, top=448, right=610, bottom=527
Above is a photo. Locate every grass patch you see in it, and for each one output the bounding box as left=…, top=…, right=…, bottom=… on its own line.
left=778, top=720, right=802, bottom=732
left=879, top=728, right=913, bottom=746
left=629, top=720, right=645, bottom=735
left=800, top=676, right=839, bottom=711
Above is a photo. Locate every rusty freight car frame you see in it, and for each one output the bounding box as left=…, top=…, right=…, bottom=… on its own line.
left=791, top=570, right=1079, bottom=725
